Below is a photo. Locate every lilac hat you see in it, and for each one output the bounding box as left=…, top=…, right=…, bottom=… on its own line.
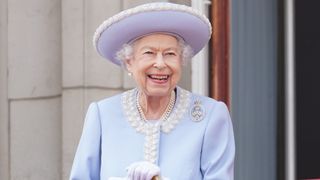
left=93, top=2, right=212, bottom=65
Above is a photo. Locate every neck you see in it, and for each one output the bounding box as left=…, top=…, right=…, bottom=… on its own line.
left=138, top=91, right=174, bottom=120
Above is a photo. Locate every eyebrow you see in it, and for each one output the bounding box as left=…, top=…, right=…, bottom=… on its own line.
left=139, top=46, right=179, bottom=51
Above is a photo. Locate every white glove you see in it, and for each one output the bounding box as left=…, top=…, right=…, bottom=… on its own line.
left=126, top=161, right=160, bottom=180
left=108, top=176, right=168, bottom=180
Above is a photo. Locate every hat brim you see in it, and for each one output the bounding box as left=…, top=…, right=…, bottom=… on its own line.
left=94, top=4, right=211, bottom=65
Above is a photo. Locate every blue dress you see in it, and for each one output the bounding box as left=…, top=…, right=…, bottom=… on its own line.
left=70, top=87, right=235, bottom=180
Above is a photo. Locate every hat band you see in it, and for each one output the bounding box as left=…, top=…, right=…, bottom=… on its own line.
left=127, top=31, right=185, bottom=45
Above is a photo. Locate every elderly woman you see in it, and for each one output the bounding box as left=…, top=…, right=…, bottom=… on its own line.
left=70, top=2, right=235, bottom=180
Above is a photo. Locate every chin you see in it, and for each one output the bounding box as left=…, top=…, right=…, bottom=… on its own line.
left=146, top=87, right=174, bottom=97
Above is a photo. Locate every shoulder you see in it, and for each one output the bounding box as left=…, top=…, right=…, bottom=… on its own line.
left=86, top=89, right=138, bottom=119
left=185, top=88, right=228, bottom=113
left=96, top=92, right=122, bottom=106
left=95, top=89, right=135, bottom=107
left=177, top=87, right=230, bottom=123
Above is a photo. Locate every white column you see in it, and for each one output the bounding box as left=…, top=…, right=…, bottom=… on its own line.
left=191, top=0, right=211, bottom=96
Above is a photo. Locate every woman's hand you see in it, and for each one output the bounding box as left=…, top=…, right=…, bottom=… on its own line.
left=126, top=161, right=160, bottom=180
left=108, top=176, right=161, bottom=180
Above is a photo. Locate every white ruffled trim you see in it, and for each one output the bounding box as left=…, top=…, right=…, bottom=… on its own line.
left=122, top=87, right=191, bottom=134
left=93, top=2, right=212, bottom=50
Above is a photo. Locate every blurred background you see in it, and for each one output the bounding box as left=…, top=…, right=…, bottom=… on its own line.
left=1, top=0, right=319, bottom=179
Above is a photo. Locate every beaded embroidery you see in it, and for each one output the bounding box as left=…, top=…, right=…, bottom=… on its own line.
left=121, top=87, right=191, bottom=163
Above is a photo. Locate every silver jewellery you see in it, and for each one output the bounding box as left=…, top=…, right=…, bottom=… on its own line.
left=136, top=90, right=175, bottom=122
left=190, top=100, right=205, bottom=122
left=122, top=87, right=191, bottom=163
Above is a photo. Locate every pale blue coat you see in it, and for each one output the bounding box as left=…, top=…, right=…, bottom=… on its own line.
left=70, top=87, right=235, bottom=180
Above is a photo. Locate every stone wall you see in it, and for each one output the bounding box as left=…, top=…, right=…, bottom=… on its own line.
left=1, top=0, right=62, bottom=179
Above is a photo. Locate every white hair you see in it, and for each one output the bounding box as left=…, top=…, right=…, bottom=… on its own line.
left=115, top=36, right=194, bottom=68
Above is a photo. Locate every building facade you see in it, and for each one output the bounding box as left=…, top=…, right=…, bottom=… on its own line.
left=0, top=0, right=193, bottom=179
left=0, top=0, right=285, bottom=179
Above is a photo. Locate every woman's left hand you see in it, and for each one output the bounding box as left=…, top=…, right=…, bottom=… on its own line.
left=126, top=161, right=160, bottom=180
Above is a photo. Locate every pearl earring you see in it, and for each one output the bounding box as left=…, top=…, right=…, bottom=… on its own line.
left=128, top=72, right=132, bottom=76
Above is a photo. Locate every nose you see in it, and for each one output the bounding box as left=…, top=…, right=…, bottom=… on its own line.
left=153, top=53, right=166, bottom=70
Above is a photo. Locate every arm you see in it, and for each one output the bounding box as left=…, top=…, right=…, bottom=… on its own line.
left=70, top=102, right=102, bottom=180
left=201, top=102, right=235, bottom=180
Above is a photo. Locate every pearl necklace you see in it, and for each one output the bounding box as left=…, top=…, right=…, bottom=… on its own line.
left=136, top=90, right=176, bottom=122
left=122, top=87, right=191, bottom=163
left=122, top=87, right=191, bottom=134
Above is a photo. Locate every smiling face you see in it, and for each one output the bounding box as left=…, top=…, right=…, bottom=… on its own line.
left=125, top=34, right=183, bottom=97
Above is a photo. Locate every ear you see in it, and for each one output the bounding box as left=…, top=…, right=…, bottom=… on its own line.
left=124, top=58, right=133, bottom=72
